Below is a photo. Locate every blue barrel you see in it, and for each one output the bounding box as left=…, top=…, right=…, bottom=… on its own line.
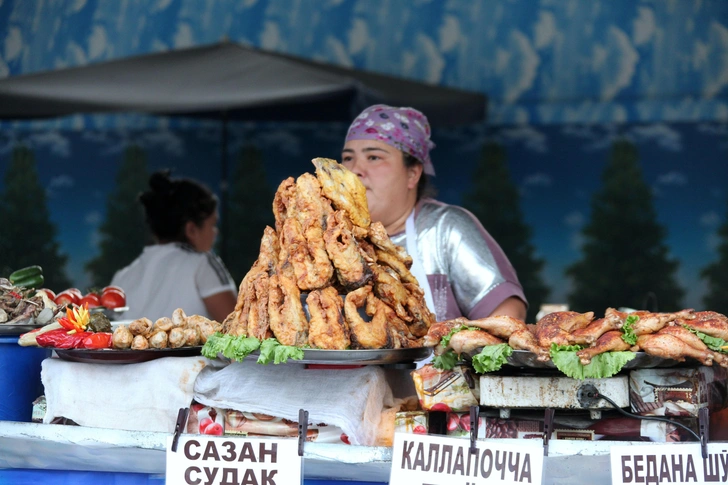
left=0, top=336, right=51, bottom=422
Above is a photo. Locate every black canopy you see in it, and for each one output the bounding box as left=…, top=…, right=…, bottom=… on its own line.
left=0, top=42, right=486, bottom=124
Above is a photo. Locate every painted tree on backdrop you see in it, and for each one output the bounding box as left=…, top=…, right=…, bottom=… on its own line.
left=567, top=139, right=683, bottom=312
left=224, top=143, right=274, bottom=284
left=0, top=145, right=70, bottom=290
left=462, top=142, right=549, bottom=323
left=701, top=199, right=728, bottom=314
left=85, top=145, right=150, bottom=287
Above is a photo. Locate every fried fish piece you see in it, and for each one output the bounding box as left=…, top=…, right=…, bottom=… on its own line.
left=324, top=210, right=372, bottom=291
left=376, top=249, right=417, bottom=285
left=370, top=264, right=411, bottom=322
left=307, top=287, right=350, bottom=350
left=344, top=286, right=392, bottom=349
left=312, top=157, right=370, bottom=228
left=225, top=226, right=281, bottom=337
left=290, top=173, right=335, bottom=289
left=367, top=221, right=412, bottom=267
left=281, top=217, right=333, bottom=291
left=268, top=273, right=308, bottom=347
left=403, top=283, right=435, bottom=337
left=273, top=177, right=297, bottom=233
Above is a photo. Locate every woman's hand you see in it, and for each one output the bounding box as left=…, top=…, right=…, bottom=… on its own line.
left=203, top=290, right=237, bottom=323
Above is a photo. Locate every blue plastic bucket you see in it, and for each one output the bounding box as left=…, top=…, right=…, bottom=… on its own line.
left=0, top=336, right=50, bottom=422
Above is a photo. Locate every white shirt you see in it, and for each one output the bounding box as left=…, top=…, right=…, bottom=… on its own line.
left=111, top=243, right=236, bottom=321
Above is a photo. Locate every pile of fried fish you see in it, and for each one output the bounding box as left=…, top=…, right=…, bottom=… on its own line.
left=222, top=158, right=435, bottom=350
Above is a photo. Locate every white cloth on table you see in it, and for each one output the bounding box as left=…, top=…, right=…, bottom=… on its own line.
left=193, top=360, right=394, bottom=446
left=41, top=356, right=209, bottom=432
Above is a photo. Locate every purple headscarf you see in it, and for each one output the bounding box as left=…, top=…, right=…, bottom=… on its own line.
left=345, top=104, right=436, bottom=176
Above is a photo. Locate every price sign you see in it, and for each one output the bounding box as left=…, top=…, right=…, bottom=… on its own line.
left=166, top=435, right=302, bottom=485
left=610, top=443, right=728, bottom=485
left=390, top=433, right=544, bottom=485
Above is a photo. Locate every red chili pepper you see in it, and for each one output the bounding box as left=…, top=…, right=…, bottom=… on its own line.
left=81, top=332, right=113, bottom=349
left=36, top=329, right=90, bottom=349
left=9, top=291, right=22, bottom=299
left=57, top=317, right=76, bottom=332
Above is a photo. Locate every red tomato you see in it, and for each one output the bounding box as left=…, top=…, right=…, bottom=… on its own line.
left=67, top=288, right=83, bottom=299
left=102, top=286, right=125, bottom=296
left=55, top=290, right=80, bottom=306
left=79, top=293, right=101, bottom=308
left=100, top=290, right=126, bottom=309
left=38, top=288, right=56, bottom=300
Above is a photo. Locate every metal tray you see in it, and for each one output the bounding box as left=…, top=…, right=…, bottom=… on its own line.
left=504, top=349, right=683, bottom=369
left=54, top=346, right=202, bottom=364
left=232, top=347, right=433, bottom=365
left=0, top=322, right=45, bottom=336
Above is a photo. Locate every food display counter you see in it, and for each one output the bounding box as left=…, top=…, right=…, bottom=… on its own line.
left=3, top=159, right=728, bottom=484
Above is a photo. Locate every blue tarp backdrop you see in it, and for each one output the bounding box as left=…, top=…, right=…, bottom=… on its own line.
left=0, top=0, right=727, bottom=307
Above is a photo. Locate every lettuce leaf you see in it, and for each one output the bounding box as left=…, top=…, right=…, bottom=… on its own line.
left=257, top=338, right=304, bottom=364
left=440, top=324, right=478, bottom=348
left=471, top=344, right=513, bottom=374
left=550, top=343, right=636, bottom=380
left=433, top=349, right=458, bottom=370
left=682, top=325, right=728, bottom=353
left=201, top=332, right=260, bottom=361
left=621, top=314, right=639, bottom=345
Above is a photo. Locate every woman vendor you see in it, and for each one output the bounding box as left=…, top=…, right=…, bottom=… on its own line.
left=341, top=104, right=527, bottom=322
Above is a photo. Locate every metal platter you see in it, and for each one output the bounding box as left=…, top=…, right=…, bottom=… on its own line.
left=54, top=346, right=202, bottom=364
left=504, top=349, right=683, bottom=369
left=0, top=322, right=45, bottom=336
left=233, top=346, right=433, bottom=365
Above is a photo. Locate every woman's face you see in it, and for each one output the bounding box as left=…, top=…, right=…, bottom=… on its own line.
left=341, top=139, right=420, bottom=229
left=186, top=211, right=218, bottom=252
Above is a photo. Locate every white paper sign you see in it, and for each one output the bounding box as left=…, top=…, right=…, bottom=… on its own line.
left=390, top=432, right=544, bottom=485
left=166, top=435, right=302, bottom=485
left=610, top=443, right=728, bottom=485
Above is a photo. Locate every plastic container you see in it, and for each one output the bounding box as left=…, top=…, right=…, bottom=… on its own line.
left=0, top=336, right=51, bottom=422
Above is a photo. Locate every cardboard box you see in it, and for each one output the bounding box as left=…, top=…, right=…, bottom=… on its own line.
left=394, top=411, right=428, bottom=435
left=411, top=364, right=479, bottom=412
left=445, top=413, right=542, bottom=440
left=629, top=367, right=728, bottom=417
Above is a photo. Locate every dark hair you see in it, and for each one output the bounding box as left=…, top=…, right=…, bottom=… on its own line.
left=403, top=152, right=437, bottom=201
left=139, top=170, right=218, bottom=243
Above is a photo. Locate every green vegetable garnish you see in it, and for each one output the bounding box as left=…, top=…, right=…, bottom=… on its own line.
left=440, top=324, right=478, bottom=348
left=433, top=349, right=458, bottom=370
left=201, top=332, right=261, bottom=361
left=621, top=314, right=639, bottom=345
left=257, top=338, right=304, bottom=364
left=471, top=344, right=513, bottom=374
left=550, top=343, right=635, bottom=380
left=682, top=325, right=728, bottom=353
